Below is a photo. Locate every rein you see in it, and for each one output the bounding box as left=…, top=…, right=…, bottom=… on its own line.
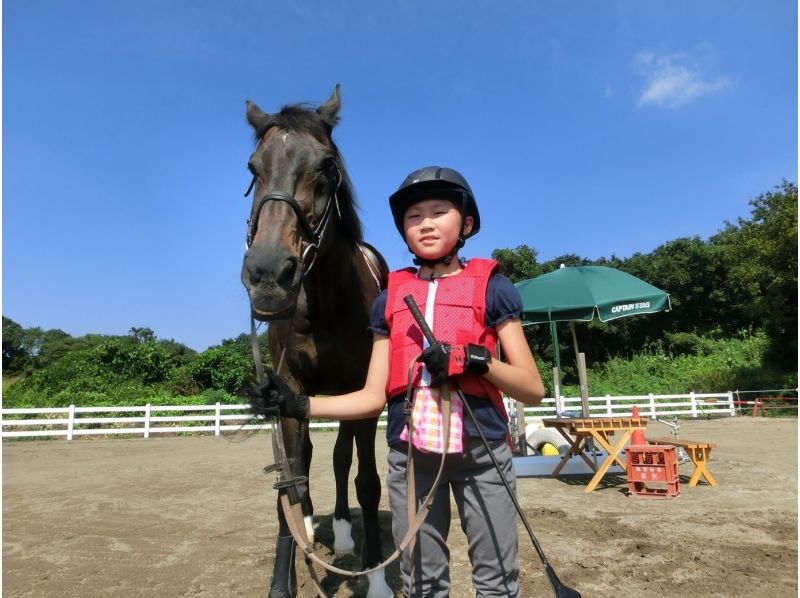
left=252, top=325, right=450, bottom=597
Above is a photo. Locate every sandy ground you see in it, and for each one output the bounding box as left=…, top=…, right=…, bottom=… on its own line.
left=3, top=416, right=797, bottom=597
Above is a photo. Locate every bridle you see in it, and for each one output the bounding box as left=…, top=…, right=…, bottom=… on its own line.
left=244, top=160, right=342, bottom=276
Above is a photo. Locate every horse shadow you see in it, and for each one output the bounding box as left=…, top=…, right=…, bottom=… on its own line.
left=312, top=509, right=403, bottom=597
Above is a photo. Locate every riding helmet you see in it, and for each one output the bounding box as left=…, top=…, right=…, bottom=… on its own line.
left=388, top=166, right=481, bottom=239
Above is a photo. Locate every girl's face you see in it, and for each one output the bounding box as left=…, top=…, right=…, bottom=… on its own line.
left=402, top=199, right=473, bottom=261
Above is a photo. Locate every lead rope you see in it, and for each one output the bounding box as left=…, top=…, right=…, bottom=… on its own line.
left=404, top=374, right=451, bottom=596
left=251, top=327, right=448, bottom=595
left=251, top=316, right=328, bottom=596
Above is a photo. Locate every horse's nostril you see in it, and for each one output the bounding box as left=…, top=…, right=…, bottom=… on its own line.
left=246, top=262, right=266, bottom=287
left=277, top=258, right=297, bottom=286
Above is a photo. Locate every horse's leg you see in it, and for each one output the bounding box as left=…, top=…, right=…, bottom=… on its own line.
left=353, top=417, right=393, bottom=598
left=332, top=421, right=356, bottom=555
left=269, top=417, right=310, bottom=598
left=300, top=418, right=315, bottom=542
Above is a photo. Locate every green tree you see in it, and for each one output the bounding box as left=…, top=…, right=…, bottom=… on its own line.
left=157, top=338, right=197, bottom=367
left=712, top=180, right=798, bottom=368
left=492, top=245, right=542, bottom=282
left=621, top=237, right=731, bottom=343
left=2, top=317, right=27, bottom=374
left=128, top=327, right=156, bottom=344
left=171, top=341, right=254, bottom=397
left=540, top=253, right=592, bottom=272
left=33, top=329, right=74, bottom=369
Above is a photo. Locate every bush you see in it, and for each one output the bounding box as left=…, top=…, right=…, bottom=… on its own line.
left=561, top=330, right=784, bottom=396
left=200, top=388, right=242, bottom=405
left=169, top=344, right=254, bottom=397
left=3, top=338, right=175, bottom=408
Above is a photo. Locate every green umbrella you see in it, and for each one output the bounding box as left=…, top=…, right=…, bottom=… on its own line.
left=514, top=265, right=671, bottom=405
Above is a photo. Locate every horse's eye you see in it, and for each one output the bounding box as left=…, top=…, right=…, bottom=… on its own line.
left=323, top=159, right=339, bottom=185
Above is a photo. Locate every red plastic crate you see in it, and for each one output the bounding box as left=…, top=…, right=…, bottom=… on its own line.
left=627, top=445, right=680, bottom=499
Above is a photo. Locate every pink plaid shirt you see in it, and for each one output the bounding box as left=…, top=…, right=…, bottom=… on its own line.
left=400, top=386, right=464, bottom=454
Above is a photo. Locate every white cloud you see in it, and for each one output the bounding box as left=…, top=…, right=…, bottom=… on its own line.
left=635, top=50, right=729, bottom=108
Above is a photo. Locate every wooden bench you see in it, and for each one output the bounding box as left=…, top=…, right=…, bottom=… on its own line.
left=650, top=437, right=718, bottom=487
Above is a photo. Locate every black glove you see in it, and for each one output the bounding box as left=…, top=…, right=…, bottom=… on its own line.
left=420, top=342, right=492, bottom=387
left=250, top=369, right=309, bottom=419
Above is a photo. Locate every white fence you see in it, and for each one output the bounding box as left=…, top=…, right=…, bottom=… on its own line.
left=1, top=403, right=260, bottom=440
left=1, top=392, right=736, bottom=441
left=512, top=391, right=736, bottom=421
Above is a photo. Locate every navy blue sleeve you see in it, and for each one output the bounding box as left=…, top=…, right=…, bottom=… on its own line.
left=368, top=289, right=389, bottom=336
left=485, top=273, right=522, bottom=327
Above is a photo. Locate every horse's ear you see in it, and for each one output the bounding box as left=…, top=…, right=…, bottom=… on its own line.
left=246, top=100, right=271, bottom=134
left=316, top=84, right=341, bottom=128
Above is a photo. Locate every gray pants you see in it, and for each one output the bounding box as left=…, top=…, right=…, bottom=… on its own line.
left=387, top=437, right=521, bottom=597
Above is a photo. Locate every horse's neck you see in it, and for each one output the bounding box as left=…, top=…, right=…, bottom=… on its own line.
left=275, top=239, right=378, bottom=394
left=304, top=239, right=378, bottom=318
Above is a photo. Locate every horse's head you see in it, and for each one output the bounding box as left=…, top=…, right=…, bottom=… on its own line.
left=241, top=86, right=362, bottom=320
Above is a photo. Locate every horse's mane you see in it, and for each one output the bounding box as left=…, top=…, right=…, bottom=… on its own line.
left=253, top=104, right=363, bottom=244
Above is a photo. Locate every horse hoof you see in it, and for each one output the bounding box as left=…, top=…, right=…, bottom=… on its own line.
left=304, top=515, right=315, bottom=544
left=366, top=570, right=393, bottom=598
left=332, top=518, right=356, bottom=555
left=268, top=589, right=295, bottom=598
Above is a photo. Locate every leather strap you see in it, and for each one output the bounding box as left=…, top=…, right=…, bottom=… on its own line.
left=252, top=319, right=447, bottom=597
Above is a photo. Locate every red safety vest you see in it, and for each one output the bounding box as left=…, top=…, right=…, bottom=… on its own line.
left=384, top=258, right=507, bottom=420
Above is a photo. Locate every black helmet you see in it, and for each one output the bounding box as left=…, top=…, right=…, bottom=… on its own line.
left=388, top=166, right=481, bottom=239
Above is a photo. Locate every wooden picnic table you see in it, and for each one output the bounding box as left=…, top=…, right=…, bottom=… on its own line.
left=542, top=416, right=648, bottom=493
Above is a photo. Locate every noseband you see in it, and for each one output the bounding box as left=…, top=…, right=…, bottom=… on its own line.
left=244, top=164, right=342, bottom=276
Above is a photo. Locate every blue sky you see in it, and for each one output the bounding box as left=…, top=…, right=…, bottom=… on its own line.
left=4, top=1, right=797, bottom=351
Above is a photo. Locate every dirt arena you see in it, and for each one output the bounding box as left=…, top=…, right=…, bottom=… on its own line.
left=3, top=416, right=797, bottom=597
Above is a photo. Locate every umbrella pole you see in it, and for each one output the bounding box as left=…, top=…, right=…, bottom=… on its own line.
left=552, top=368, right=561, bottom=415
left=549, top=321, right=562, bottom=413
left=577, top=352, right=590, bottom=418
left=571, top=321, right=590, bottom=418
left=577, top=352, right=598, bottom=466
left=569, top=321, right=580, bottom=366
left=515, top=400, right=528, bottom=455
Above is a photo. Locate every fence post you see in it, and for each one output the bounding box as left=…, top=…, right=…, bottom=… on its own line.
left=605, top=395, right=612, bottom=416
left=649, top=393, right=656, bottom=419
left=727, top=392, right=736, bottom=417
left=215, top=402, right=221, bottom=436
left=690, top=391, right=698, bottom=418
left=67, top=404, right=75, bottom=440
left=144, top=404, right=151, bottom=439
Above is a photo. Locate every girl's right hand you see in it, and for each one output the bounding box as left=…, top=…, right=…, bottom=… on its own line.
left=251, top=369, right=309, bottom=419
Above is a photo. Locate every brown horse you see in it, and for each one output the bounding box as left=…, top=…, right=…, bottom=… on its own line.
left=241, top=86, right=392, bottom=598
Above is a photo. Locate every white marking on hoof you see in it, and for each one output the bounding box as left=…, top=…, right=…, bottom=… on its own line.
left=332, top=518, right=356, bottom=555
left=304, top=515, right=315, bottom=544
left=366, top=570, right=393, bottom=598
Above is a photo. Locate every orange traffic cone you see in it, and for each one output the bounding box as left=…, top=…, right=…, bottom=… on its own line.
left=630, top=405, right=647, bottom=445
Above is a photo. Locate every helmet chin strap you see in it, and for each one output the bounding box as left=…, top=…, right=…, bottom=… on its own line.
left=411, top=237, right=465, bottom=269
